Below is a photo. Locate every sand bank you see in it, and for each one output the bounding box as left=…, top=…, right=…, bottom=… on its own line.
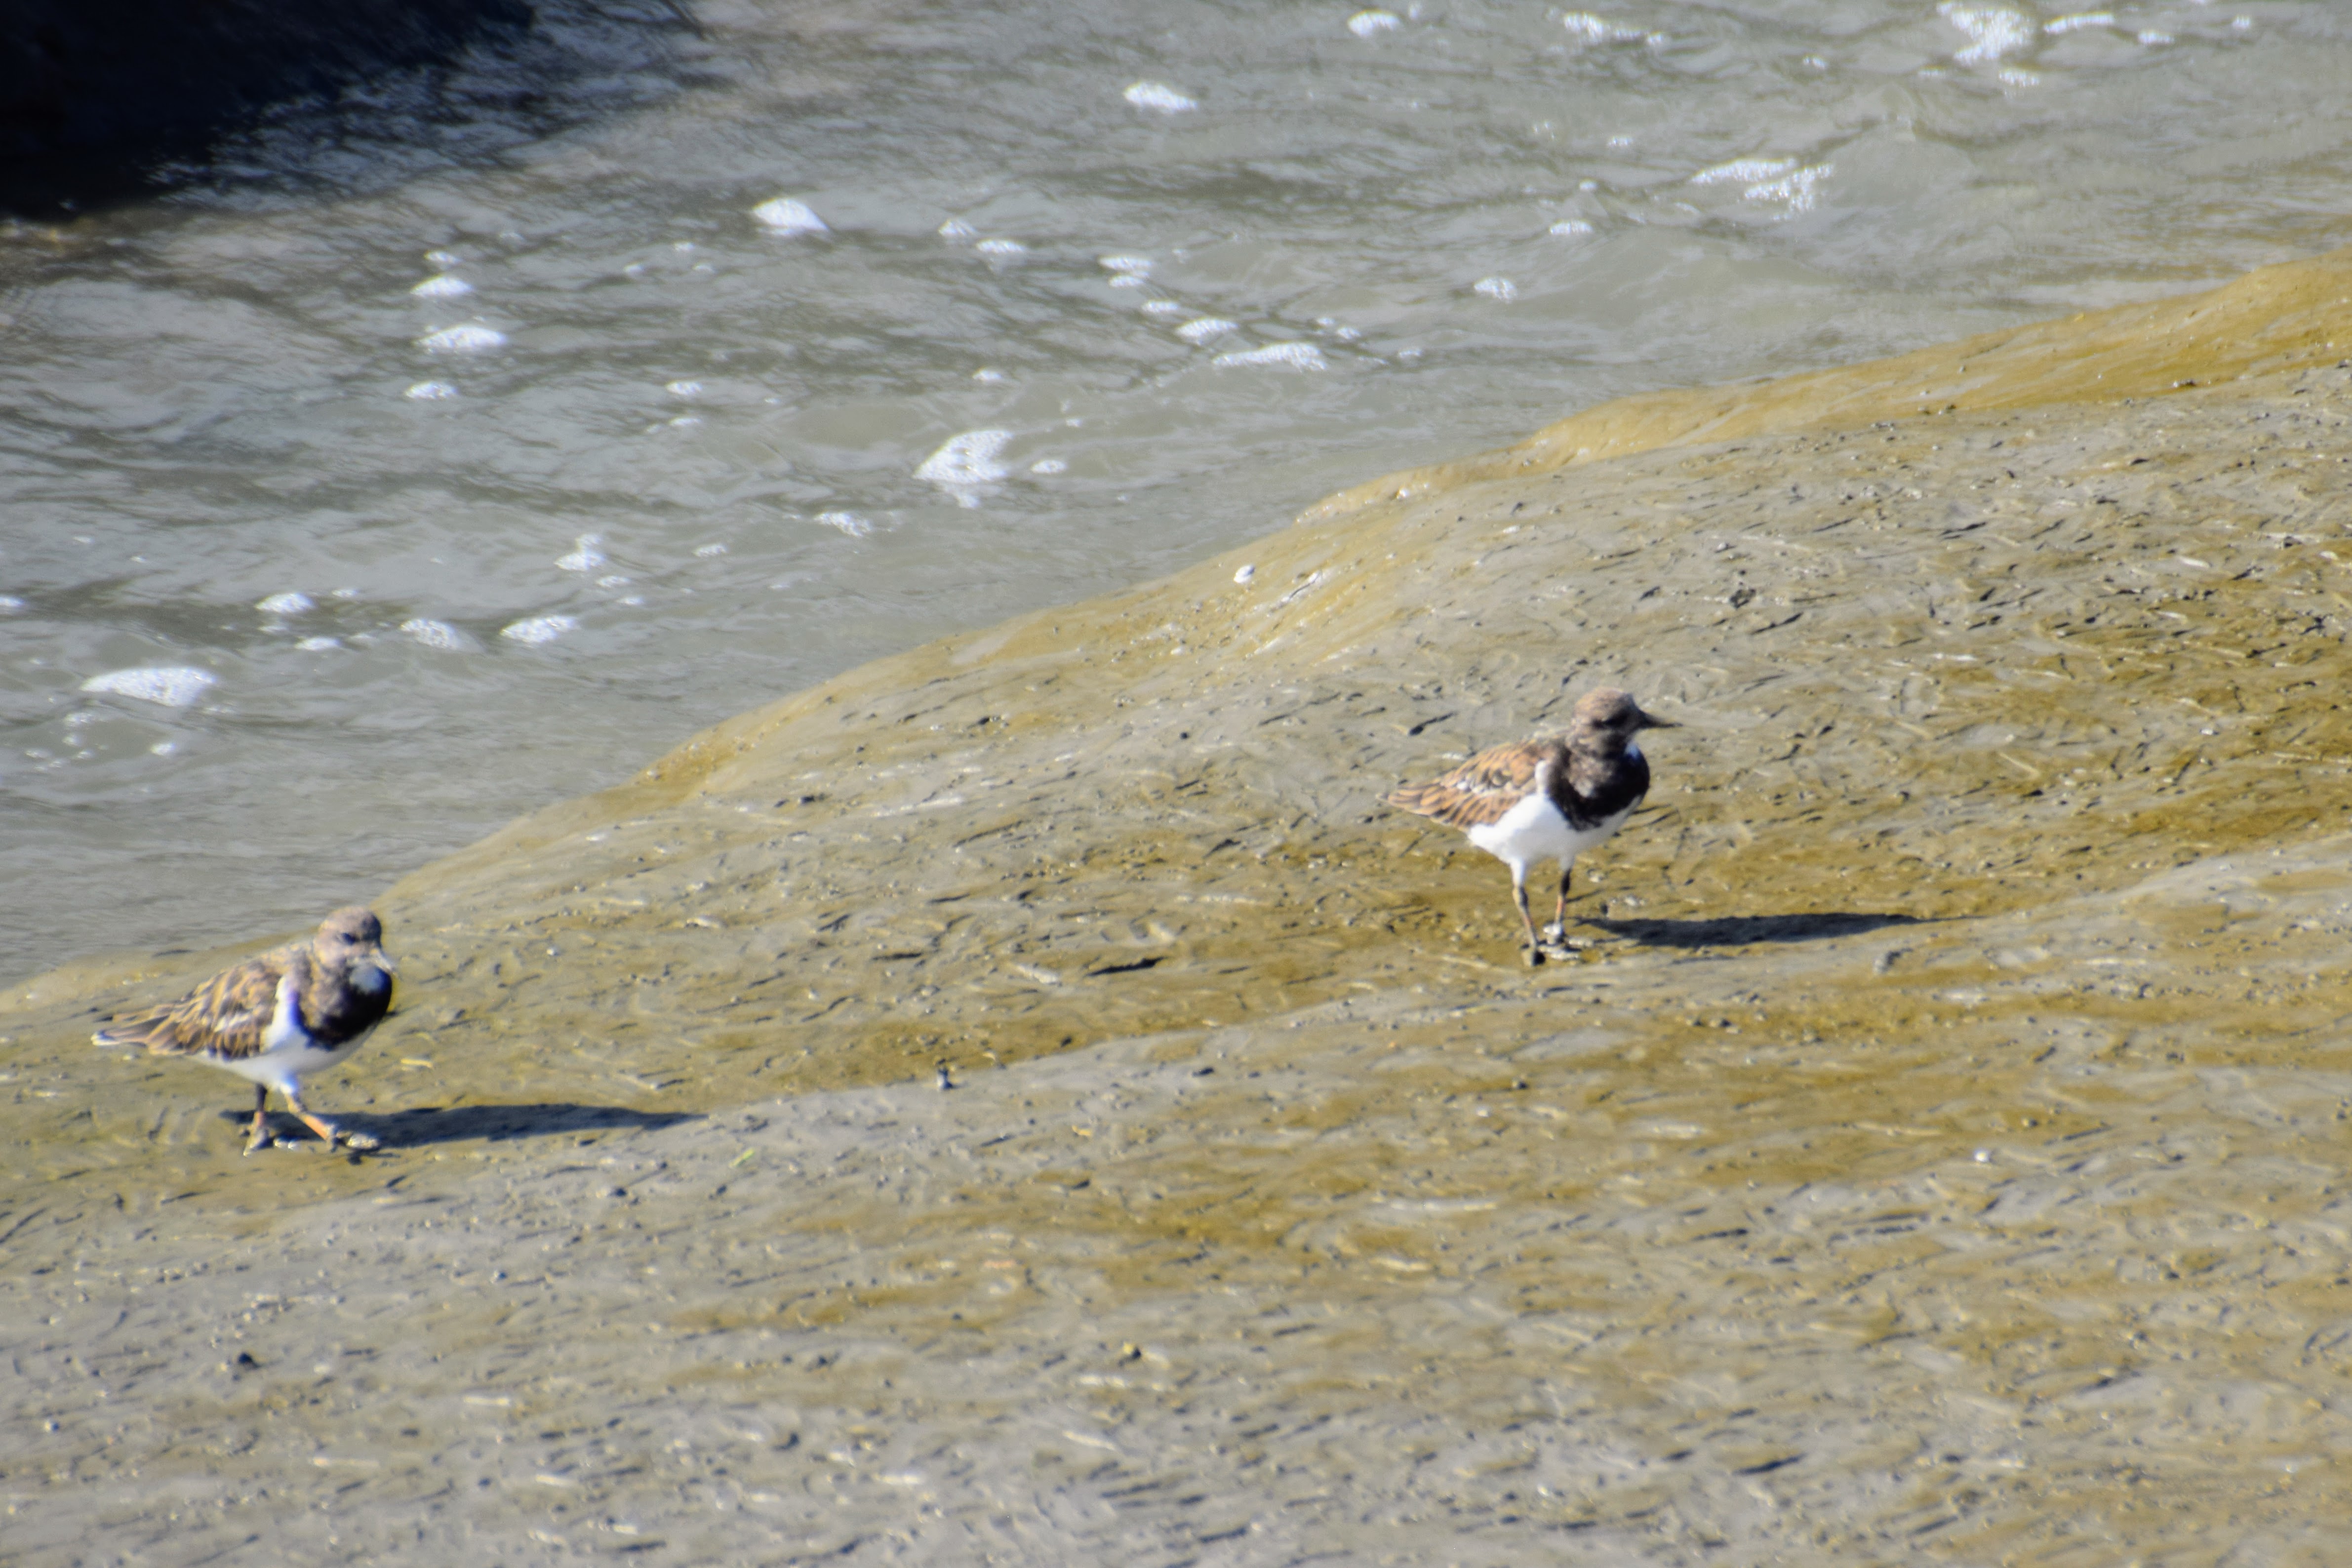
left=9, top=249, right=2352, bottom=1562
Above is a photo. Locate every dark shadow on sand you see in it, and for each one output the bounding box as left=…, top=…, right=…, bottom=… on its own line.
left=1590, top=911, right=1933, bottom=949
left=222, top=1101, right=699, bottom=1149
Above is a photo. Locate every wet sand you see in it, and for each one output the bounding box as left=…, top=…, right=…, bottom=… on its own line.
left=10, top=249, right=2352, bottom=1563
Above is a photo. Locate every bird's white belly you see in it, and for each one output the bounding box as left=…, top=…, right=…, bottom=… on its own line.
left=206, top=1038, right=362, bottom=1090
left=1466, top=794, right=1640, bottom=870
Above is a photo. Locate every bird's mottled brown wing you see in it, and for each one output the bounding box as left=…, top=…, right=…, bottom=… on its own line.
left=1384, top=740, right=1547, bottom=829
left=93, top=952, right=289, bottom=1060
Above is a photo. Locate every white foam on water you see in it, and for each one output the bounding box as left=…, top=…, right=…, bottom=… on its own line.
left=425, top=249, right=461, bottom=267
left=817, top=511, right=874, bottom=537
left=1108, top=275, right=1146, bottom=288
left=1562, top=12, right=1647, bottom=43
left=297, top=637, right=342, bottom=651
left=597, top=574, right=632, bottom=587
left=2138, top=29, right=2172, bottom=45
left=1099, top=255, right=1152, bottom=275
left=500, top=615, right=578, bottom=645
left=975, top=238, right=1028, bottom=259
left=1997, top=66, right=2040, bottom=87
left=417, top=324, right=507, bottom=354
left=81, top=667, right=216, bottom=708
left=1030, top=458, right=1068, bottom=475
left=973, top=367, right=1007, bottom=383
left=1142, top=300, right=1188, bottom=317
left=695, top=543, right=728, bottom=557
left=666, top=379, right=704, bottom=398
left=1940, top=3, right=2035, bottom=64
left=1745, top=163, right=1832, bottom=213
left=2044, top=12, right=2116, bottom=34
left=1234, top=563, right=1256, bottom=584
left=404, top=380, right=458, bottom=401
left=938, top=218, right=976, bottom=241
left=1550, top=218, right=1596, bottom=237
left=915, top=430, right=1014, bottom=496
left=150, top=741, right=177, bottom=756
left=1124, top=81, right=1197, bottom=113
left=1474, top=277, right=1518, bottom=301
left=0, top=595, right=23, bottom=613
left=400, top=618, right=468, bottom=651
left=1693, top=157, right=1796, bottom=186
left=669, top=415, right=702, bottom=428
left=256, top=591, right=314, bottom=616
left=410, top=274, right=473, bottom=299
left=752, top=197, right=829, bottom=235
left=1349, top=10, right=1401, bottom=37
left=1177, top=317, right=1238, bottom=343
left=556, top=535, right=606, bottom=573
left=1212, top=342, right=1327, bottom=371
left=331, top=588, right=359, bottom=600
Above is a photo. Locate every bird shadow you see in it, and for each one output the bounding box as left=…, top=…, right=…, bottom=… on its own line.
left=1584, top=911, right=1936, bottom=950
left=218, top=1102, right=700, bottom=1150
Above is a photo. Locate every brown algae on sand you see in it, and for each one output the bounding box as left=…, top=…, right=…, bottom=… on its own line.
left=10, top=248, right=2352, bottom=1560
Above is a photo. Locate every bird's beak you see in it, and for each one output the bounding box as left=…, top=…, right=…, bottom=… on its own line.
left=371, top=946, right=399, bottom=975
left=1638, top=711, right=1679, bottom=729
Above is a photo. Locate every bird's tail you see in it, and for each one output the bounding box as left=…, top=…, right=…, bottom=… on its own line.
left=92, top=1009, right=170, bottom=1050
left=1383, top=782, right=1440, bottom=818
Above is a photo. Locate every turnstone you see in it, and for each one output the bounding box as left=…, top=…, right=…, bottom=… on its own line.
left=1386, top=687, right=1675, bottom=965
left=93, top=907, right=396, bottom=1153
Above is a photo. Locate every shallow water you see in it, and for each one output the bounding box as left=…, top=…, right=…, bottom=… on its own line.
left=5, top=0, right=2351, bottom=976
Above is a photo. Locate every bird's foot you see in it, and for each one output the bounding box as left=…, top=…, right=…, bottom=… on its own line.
left=1523, top=945, right=1546, bottom=968
left=1543, top=922, right=1604, bottom=954
left=341, top=1131, right=382, bottom=1153
left=288, top=1108, right=371, bottom=1152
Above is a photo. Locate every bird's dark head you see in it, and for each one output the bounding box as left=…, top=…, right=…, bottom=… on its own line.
left=1570, top=686, right=1675, bottom=745
left=317, top=907, right=395, bottom=975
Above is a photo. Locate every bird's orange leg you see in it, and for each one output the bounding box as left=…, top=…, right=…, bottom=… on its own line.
left=1553, top=862, right=1575, bottom=938
left=281, top=1086, right=341, bottom=1150
left=1511, top=872, right=1544, bottom=966
left=284, top=1086, right=379, bottom=1152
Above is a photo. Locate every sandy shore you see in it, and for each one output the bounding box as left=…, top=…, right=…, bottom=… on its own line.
left=10, top=249, right=2352, bottom=1563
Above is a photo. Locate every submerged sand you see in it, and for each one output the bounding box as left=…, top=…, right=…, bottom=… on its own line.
left=10, top=249, right=2352, bottom=1563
